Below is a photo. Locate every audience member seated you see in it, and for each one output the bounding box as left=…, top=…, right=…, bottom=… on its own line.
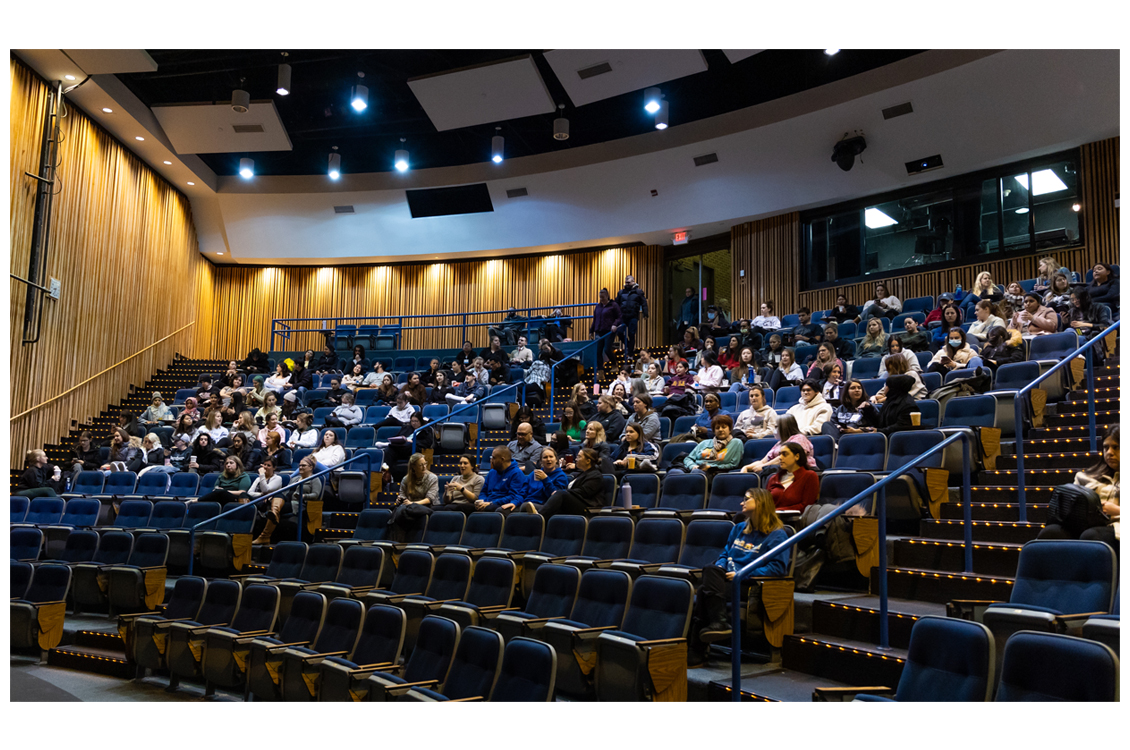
left=822, top=322, right=855, bottom=360
left=705, top=304, right=731, bottom=337
left=1087, top=262, right=1119, bottom=310
left=245, top=378, right=268, bottom=409
left=878, top=337, right=921, bottom=378
left=791, top=307, right=823, bottom=345
left=342, top=363, right=366, bottom=391
left=924, top=293, right=960, bottom=327
left=287, top=412, right=320, bottom=451
left=856, top=318, right=889, bottom=359
left=741, top=415, right=817, bottom=479
left=247, top=454, right=283, bottom=501
left=482, top=335, right=509, bottom=367
left=671, top=392, right=723, bottom=444
left=750, top=301, right=782, bottom=338
left=623, top=393, right=661, bottom=444
left=1043, top=272, right=1075, bottom=320
left=665, top=360, right=694, bottom=397
left=312, top=430, right=346, bottom=471
left=872, top=375, right=922, bottom=436
left=726, top=348, right=759, bottom=393
left=505, top=405, right=545, bottom=443
left=103, top=428, right=144, bottom=473
left=1037, top=426, right=1119, bottom=549
left=257, top=413, right=284, bottom=447
left=509, top=422, right=545, bottom=469
left=663, top=345, right=683, bottom=376
left=786, top=379, right=833, bottom=436
left=805, top=342, right=843, bottom=381
left=197, top=456, right=252, bottom=505
left=442, top=455, right=485, bottom=515
left=634, top=349, right=656, bottom=377
left=607, top=382, right=631, bottom=416
left=197, top=410, right=230, bottom=445
left=346, top=345, right=370, bottom=373
left=857, top=282, right=902, bottom=327
left=670, top=414, right=744, bottom=482
left=258, top=432, right=291, bottom=471
left=542, top=306, right=573, bottom=343
left=693, top=336, right=718, bottom=370
left=612, top=424, right=661, bottom=476
left=1000, top=283, right=1025, bottom=320
left=221, top=359, right=244, bottom=388
left=1032, top=256, right=1072, bottom=295
left=520, top=448, right=571, bottom=512
left=643, top=362, right=667, bottom=396
left=140, top=433, right=165, bottom=469
left=418, top=358, right=442, bottom=387
left=1009, top=293, right=1059, bottom=337
left=681, top=327, right=703, bottom=359
left=485, top=356, right=511, bottom=387
left=242, top=347, right=270, bottom=374
left=693, top=352, right=725, bottom=393
left=220, top=375, right=245, bottom=405
left=967, top=299, right=1006, bottom=343
left=959, top=271, right=1003, bottom=319
left=734, top=386, right=778, bottom=441
left=260, top=456, right=322, bottom=543
left=508, top=335, right=533, bottom=367
left=536, top=448, right=605, bottom=519
left=765, top=347, right=804, bottom=391
left=822, top=379, right=879, bottom=441
left=118, top=411, right=144, bottom=439
left=223, top=433, right=255, bottom=472
left=140, top=392, right=173, bottom=430
left=389, top=453, right=439, bottom=542
left=68, top=431, right=102, bottom=481
left=195, top=376, right=222, bottom=403
left=374, top=392, right=414, bottom=430
left=687, top=488, right=790, bottom=666
left=255, top=392, right=282, bottom=425
left=765, top=442, right=820, bottom=513
left=16, top=449, right=64, bottom=497
left=447, top=373, right=487, bottom=408
left=873, top=354, right=927, bottom=402
left=821, top=362, right=845, bottom=403
left=926, top=328, right=977, bottom=375
left=716, top=336, right=741, bottom=370
left=264, top=363, right=291, bottom=395
left=559, top=403, right=587, bottom=441
left=172, top=414, right=197, bottom=447
left=427, top=372, right=453, bottom=404
left=894, top=316, right=931, bottom=353
left=1067, top=286, right=1114, bottom=347
left=593, top=394, right=626, bottom=442
left=565, top=422, right=613, bottom=473
left=231, top=411, right=258, bottom=444
left=979, top=326, right=1025, bottom=373
left=930, top=304, right=965, bottom=351
left=313, top=345, right=338, bottom=373
left=477, top=447, right=527, bottom=516
left=489, top=308, right=526, bottom=346
left=287, top=363, right=313, bottom=399
left=824, top=293, right=860, bottom=325
left=188, top=433, right=226, bottom=475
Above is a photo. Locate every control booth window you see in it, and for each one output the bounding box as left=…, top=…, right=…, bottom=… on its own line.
left=803, top=152, right=1082, bottom=289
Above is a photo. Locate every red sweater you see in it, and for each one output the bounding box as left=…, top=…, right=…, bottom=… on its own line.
left=766, top=468, right=820, bottom=512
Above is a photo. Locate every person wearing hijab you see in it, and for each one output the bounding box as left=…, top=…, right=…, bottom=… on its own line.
left=873, top=374, right=921, bottom=435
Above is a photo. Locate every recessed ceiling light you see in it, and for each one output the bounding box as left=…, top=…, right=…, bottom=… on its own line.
left=65, top=74, right=76, bottom=81
left=135, top=136, right=145, bottom=141
left=1015, top=207, right=1030, bottom=214
left=163, top=160, right=172, bottom=165
left=216, top=252, right=224, bottom=255
left=102, top=107, right=113, bottom=113
left=187, top=182, right=195, bottom=186
left=825, top=49, right=840, bottom=56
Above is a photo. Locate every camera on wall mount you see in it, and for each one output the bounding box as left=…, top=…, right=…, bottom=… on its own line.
left=832, top=131, right=867, bottom=171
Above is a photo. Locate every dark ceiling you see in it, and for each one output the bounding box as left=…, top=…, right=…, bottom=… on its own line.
left=116, top=49, right=924, bottom=177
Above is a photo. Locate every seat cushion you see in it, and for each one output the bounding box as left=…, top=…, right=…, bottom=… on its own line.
left=600, top=629, right=646, bottom=642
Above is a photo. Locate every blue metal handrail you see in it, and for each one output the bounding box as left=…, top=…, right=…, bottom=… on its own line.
left=185, top=451, right=373, bottom=575
left=730, top=430, right=976, bottom=701
left=548, top=331, right=616, bottom=419
left=1013, top=320, right=1119, bottom=519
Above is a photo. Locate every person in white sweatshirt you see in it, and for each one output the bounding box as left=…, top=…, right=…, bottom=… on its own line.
left=966, top=299, right=1006, bottom=343
left=857, top=282, right=902, bottom=328
left=785, top=379, right=833, bottom=436
left=286, top=412, right=321, bottom=451
left=733, top=386, right=778, bottom=440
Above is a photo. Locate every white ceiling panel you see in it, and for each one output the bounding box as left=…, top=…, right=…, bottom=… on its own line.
left=543, top=49, right=709, bottom=107
left=722, top=50, right=767, bottom=65
left=152, top=102, right=292, bottom=154
left=408, top=55, right=556, bottom=132
left=63, top=49, right=157, bottom=74
left=13, top=49, right=87, bottom=83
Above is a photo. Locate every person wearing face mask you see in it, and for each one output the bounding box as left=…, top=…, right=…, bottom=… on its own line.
left=735, top=319, right=763, bottom=352
left=967, top=300, right=1006, bottom=343
left=785, top=379, right=833, bottom=436
left=705, top=304, right=731, bottom=336
left=926, top=328, right=976, bottom=374
left=614, top=274, right=649, bottom=360
left=1008, top=293, right=1058, bottom=337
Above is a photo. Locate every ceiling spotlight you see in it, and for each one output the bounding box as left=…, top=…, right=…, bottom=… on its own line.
left=825, top=49, right=840, bottom=56
left=65, top=74, right=76, bottom=81
left=351, top=72, right=368, bottom=112
left=394, top=138, right=409, bottom=172
left=1072, top=202, right=1082, bottom=212
left=239, top=157, right=254, bottom=179
left=328, top=148, right=341, bottom=180
left=232, top=88, right=251, bottom=113
left=135, top=136, right=145, bottom=141
left=643, top=87, right=662, bottom=114
left=163, top=160, right=172, bottom=165
left=187, top=182, right=195, bottom=186
left=491, top=127, right=504, bottom=164
left=831, top=132, right=867, bottom=171
left=102, top=107, right=113, bottom=113
left=553, top=104, right=570, bottom=141
left=1015, top=207, right=1030, bottom=214
left=277, top=53, right=291, bottom=96
left=654, top=99, right=669, bottom=130
left=216, top=252, right=223, bottom=255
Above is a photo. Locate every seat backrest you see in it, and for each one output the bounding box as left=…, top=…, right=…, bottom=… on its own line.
left=1009, top=540, right=1116, bottom=613
left=621, top=474, right=660, bottom=510
left=148, top=501, right=187, bottom=529
left=195, top=579, right=243, bottom=626
left=773, top=386, right=802, bottom=411
left=834, top=433, right=888, bottom=471
left=214, top=502, right=256, bottom=534
left=278, top=591, right=327, bottom=644
left=680, top=520, right=735, bottom=568
left=183, top=501, right=221, bottom=527
left=11, top=527, right=44, bottom=561
left=458, top=512, right=504, bottom=549
left=126, top=533, right=169, bottom=567
left=403, top=615, right=461, bottom=684
left=25, top=497, right=65, bottom=525
left=390, top=550, right=435, bottom=595
left=914, top=399, right=941, bottom=429
left=422, top=511, right=466, bottom=546
left=425, top=554, right=473, bottom=601
left=11, top=496, right=30, bottom=524
left=525, top=563, right=580, bottom=617
left=60, top=498, right=101, bottom=527
left=11, top=561, right=34, bottom=600
left=570, top=569, right=632, bottom=628
left=266, top=541, right=309, bottom=579
left=808, top=435, right=836, bottom=470
left=743, top=438, right=779, bottom=467
left=106, top=471, right=138, bottom=495
left=659, top=442, right=697, bottom=471
left=441, top=626, right=504, bottom=701
left=491, top=637, right=556, bottom=702
left=312, top=597, right=365, bottom=654
left=672, top=415, right=697, bottom=435
left=298, top=544, right=343, bottom=583
left=364, top=405, right=391, bottom=422
left=497, top=513, right=544, bottom=552
left=818, top=472, right=877, bottom=511
left=848, top=358, right=881, bottom=380
left=618, top=575, right=694, bottom=640
left=886, top=430, right=945, bottom=472
left=355, top=604, right=406, bottom=666
left=627, top=518, right=685, bottom=564
left=72, top=471, right=106, bottom=495
left=198, top=473, right=220, bottom=493
left=93, top=531, right=134, bottom=564
left=1028, top=331, right=1080, bottom=361
left=464, top=556, right=517, bottom=608
left=580, top=516, right=634, bottom=560
left=941, top=395, right=997, bottom=429
left=993, top=362, right=1041, bottom=391
left=352, top=508, right=392, bottom=541
left=58, top=529, right=100, bottom=563
left=996, top=632, right=1119, bottom=702
left=136, top=472, right=170, bottom=494
left=25, top=563, right=72, bottom=603
left=902, top=296, right=935, bottom=315
left=919, top=372, right=942, bottom=393
left=113, top=500, right=153, bottom=528
left=660, top=473, right=707, bottom=511
left=422, top=404, right=449, bottom=421
left=345, top=426, right=375, bottom=448
left=336, top=546, right=385, bottom=588
left=164, top=576, right=208, bottom=621
left=895, top=616, right=995, bottom=701
left=707, top=473, right=758, bottom=513
left=540, top=516, right=587, bottom=557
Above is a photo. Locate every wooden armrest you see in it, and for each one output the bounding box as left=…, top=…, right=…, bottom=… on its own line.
left=118, top=611, right=172, bottom=622
left=1056, top=611, right=1111, bottom=622
left=813, top=686, right=894, bottom=701
left=631, top=637, right=687, bottom=647
left=744, top=575, right=790, bottom=582
left=254, top=639, right=311, bottom=651
left=181, top=622, right=231, bottom=635
left=344, top=661, right=397, bottom=676
left=445, top=696, right=484, bottom=702
left=293, top=649, right=350, bottom=662
left=513, top=615, right=567, bottom=626
left=382, top=679, right=441, bottom=695
left=571, top=625, right=618, bottom=643
left=222, top=629, right=276, bottom=642
left=27, top=599, right=67, bottom=608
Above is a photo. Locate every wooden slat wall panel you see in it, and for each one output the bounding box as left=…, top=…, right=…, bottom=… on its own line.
left=204, top=246, right=664, bottom=357
left=730, top=138, right=1120, bottom=315
left=9, top=58, right=209, bottom=463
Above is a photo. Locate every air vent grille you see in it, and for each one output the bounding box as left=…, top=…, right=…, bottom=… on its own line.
left=506, top=188, right=528, bottom=199
left=333, top=205, right=355, bottom=214
left=882, top=102, right=914, bottom=120
left=693, top=153, right=719, bottom=167
left=577, top=62, right=613, bottom=80
left=232, top=124, right=265, bottom=133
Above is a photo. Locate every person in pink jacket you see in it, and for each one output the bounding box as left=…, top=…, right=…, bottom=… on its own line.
left=1008, top=293, right=1059, bottom=336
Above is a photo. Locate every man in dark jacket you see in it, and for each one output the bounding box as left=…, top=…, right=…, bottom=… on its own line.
left=591, top=288, right=622, bottom=371
left=243, top=348, right=270, bottom=374
left=791, top=307, right=823, bottom=345
left=475, top=447, right=527, bottom=515
left=676, top=287, right=699, bottom=339
left=614, top=275, right=649, bottom=359
left=489, top=308, right=526, bottom=346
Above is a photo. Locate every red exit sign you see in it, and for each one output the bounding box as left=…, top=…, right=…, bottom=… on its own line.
left=672, top=231, right=688, bottom=245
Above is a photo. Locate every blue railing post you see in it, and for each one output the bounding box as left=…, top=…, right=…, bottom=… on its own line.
left=877, top=486, right=889, bottom=650
left=549, top=365, right=556, bottom=420
left=1086, top=347, right=1098, bottom=454
left=962, top=434, right=973, bottom=573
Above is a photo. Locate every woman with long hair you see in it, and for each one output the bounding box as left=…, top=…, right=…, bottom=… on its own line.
left=427, top=370, right=453, bottom=404
left=197, top=455, right=252, bottom=505
left=1067, top=285, right=1114, bottom=344
left=878, top=336, right=920, bottom=378
left=926, top=327, right=976, bottom=375
left=1043, top=272, right=1074, bottom=318
left=389, top=453, right=439, bottom=541
left=644, top=362, right=667, bottom=396
left=255, top=391, right=282, bottom=424
left=612, top=423, right=661, bottom=475
left=872, top=354, right=927, bottom=402
left=265, top=362, right=292, bottom=394
left=822, top=361, right=845, bottom=403
left=978, top=325, right=1025, bottom=373
left=401, top=372, right=427, bottom=406
left=559, top=402, right=587, bottom=442
left=856, top=317, right=889, bottom=359
left=261, top=431, right=292, bottom=470
left=766, top=442, right=820, bottom=512
left=727, top=347, right=760, bottom=393
left=188, top=432, right=226, bottom=474
left=765, top=348, right=804, bottom=391
left=375, top=374, right=399, bottom=404
left=741, top=414, right=817, bottom=479
left=536, top=447, right=606, bottom=519
left=1008, top=292, right=1059, bottom=337
left=734, top=386, right=778, bottom=441
left=664, top=344, right=683, bottom=376
left=805, top=341, right=843, bottom=381
left=718, top=335, right=742, bottom=370
left=172, top=413, right=197, bottom=446
left=822, top=379, right=879, bottom=440
left=342, top=363, right=366, bottom=391
left=571, top=382, right=598, bottom=421
left=1037, top=426, right=1119, bottom=549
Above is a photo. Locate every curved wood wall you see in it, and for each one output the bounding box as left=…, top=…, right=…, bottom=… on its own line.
left=205, top=246, right=664, bottom=357
left=9, top=58, right=213, bottom=463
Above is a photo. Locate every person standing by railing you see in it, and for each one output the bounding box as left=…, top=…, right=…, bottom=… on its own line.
left=615, top=275, right=649, bottom=360
left=591, top=288, right=622, bottom=375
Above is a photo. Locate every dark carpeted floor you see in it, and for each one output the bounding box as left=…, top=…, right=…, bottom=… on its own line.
left=11, top=668, right=83, bottom=701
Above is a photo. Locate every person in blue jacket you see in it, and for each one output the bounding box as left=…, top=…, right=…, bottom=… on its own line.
left=688, top=488, right=791, bottom=667
left=475, top=446, right=527, bottom=516
left=518, top=447, right=570, bottom=512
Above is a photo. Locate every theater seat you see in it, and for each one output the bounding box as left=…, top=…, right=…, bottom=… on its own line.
left=995, top=631, right=1119, bottom=702
left=197, top=502, right=257, bottom=573
left=165, top=501, right=221, bottom=570
left=337, top=508, right=392, bottom=547
left=312, top=545, right=387, bottom=601
left=70, top=531, right=134, bottom=615
left=278, top=597, right=366, bottom=701
left=362, top=615, right=461, bottom=702
left=105, top=532, right=170, bottom=614
left=487, top=563, right=579, bottom=642
left=489, top=637, right=558, bottom=702
left=517, top=515, right=587, bottom=598
left=561, top=515, right=635, bottom=572
left=397, top=553, right=473, bottom=651
left=317, top=604, right=406, bottom=702
left=233, top=541, right=308, bottom=588
left=363, top=549, right=435, bottom=608
left=10, top=527, right=43, bottom=562
left=11, top=564, right=72, bottom=654
left=655, top=520, right=736, bottom=584
left=433, top=556, right=518, bottom=630
left=397, top=626, right=505, bottom=703
left=271, top=543, right=343, bottom=622
left=192, top=584, right=280, bottom=691
left=609, top=518, right=686, bottom=578
left=120, top=576, right=207, bottom=673
left=246, top=591, right=328, bottom=701
left=11, top=561, right=34, bottom=600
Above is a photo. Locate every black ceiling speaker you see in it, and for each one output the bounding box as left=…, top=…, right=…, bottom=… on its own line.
left=832, top=133, right=867, bottom=171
